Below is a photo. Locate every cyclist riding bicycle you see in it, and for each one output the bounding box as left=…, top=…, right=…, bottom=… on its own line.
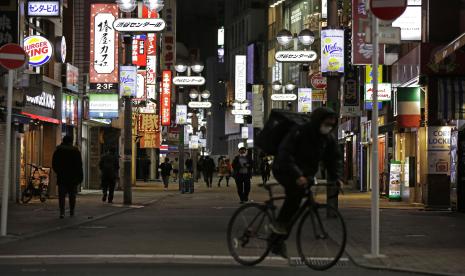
left=270, top=107, right=343, bottom=258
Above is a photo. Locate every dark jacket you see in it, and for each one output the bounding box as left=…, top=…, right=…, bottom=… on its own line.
left=203, top=157, right=215, bottom=173
left=160, top=162, right=172, bottom=177
left=272, top=108, right=342, bottom=184
left=185, top=158, right=193, bottom=172
left=99, top=153, right=120, bottom=180
left=52, top=143, right=83, bottom=186
left=232, top=155, right=253, bottom=178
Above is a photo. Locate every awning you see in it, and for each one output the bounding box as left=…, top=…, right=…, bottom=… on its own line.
left=437, top=78, right=465, bottom=120
left=434, top=32, right=465, bottom=64
left=21, top=112, right=60, bottom=125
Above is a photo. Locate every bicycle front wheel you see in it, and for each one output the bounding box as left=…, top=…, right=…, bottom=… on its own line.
left=227, top=203, right=272, bottom=266
left=297, top=204, right=347, bottom=270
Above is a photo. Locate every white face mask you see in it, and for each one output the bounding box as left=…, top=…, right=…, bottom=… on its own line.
left=320, top=125, right=333, bottom=135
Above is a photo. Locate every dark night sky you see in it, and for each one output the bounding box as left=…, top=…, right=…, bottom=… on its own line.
left=176, top=0, right=223, bottom=61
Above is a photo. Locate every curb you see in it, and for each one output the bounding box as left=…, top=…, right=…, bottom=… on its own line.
left=0, top=193, right=176, bottom=246
left=345, top=247, right=462, bottom=276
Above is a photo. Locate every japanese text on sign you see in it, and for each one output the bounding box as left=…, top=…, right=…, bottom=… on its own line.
left=161, top=70, right=172, bottom=126
left=27, top=1, right=60, bottom=16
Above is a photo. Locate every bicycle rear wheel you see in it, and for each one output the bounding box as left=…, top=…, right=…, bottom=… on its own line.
left=227, top=203, right=272, bottom=266
left=296, top=204, right=347, bottom=270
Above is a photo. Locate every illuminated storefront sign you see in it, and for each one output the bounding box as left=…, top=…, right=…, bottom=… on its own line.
left=65, top=63, right=79, bottom=92
left=23, top=35, right=53, bottom=67
left=113, top=18, right=166, bottom=32
left=298, top=88, right=312, bottom=113
left=321, top=29, right=344, bottom=73
left=27, top=1, right=60, bottom=17
left=235, top=55, right=246, bottom=102
left=55, top=35, right=66, bottom=63
left=161, top=70, right=172, bottom=126
left=89, top=94, right=118, bottom=119
left=89, top=4, right=118, bottom=85
left=119, top=66, right=137, bottom=97
left=26, top=91, right=55, bottom=109
left=365, top=83, right=392, bottom=101
left=176, top=105, right=187, bottom=125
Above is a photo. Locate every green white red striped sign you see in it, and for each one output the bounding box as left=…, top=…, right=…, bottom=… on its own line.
left=396, top=87, right=420, bottom=128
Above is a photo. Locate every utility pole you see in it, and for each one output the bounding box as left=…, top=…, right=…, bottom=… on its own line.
left=326, top=0, right=340, bottom=210
left=122, top=35, right=133, bottom=205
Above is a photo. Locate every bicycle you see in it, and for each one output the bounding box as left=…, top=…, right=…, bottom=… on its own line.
left=226, top=180, right=347, bottom=270
left=21, top=163, right=50, bottom=203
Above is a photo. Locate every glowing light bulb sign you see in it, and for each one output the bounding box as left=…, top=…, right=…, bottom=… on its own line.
left=23, top=35, right=53, bottom=67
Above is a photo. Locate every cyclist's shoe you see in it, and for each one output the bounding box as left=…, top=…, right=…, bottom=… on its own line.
left=271, top=242, right=288, bottom=259
left=269, top=223, right=288, bottom=235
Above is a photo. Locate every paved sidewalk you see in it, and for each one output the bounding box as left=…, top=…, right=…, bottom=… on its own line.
left=0, top=186, right=177, bottom=244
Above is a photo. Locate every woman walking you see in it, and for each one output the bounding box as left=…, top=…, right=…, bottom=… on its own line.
left=218, top=157, right=232, bottom=187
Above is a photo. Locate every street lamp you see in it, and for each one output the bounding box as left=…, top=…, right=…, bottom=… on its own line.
left=272, top=81, right=282, bottom=91
left=175, top=60, right=188, bottom=73
left=191, top=61, right=204, bottom=74
left=143, top=0, right=164, bottom=12
left=285, top=82, right=296, bottom=91
left=200, top=90, right=211, bottom=99
left=116, top=0, right=137, bottom=12
left=276, top=29, right=293, bottom=46
left=189, top=89, right=199, bottom=99
left=298, top=29, right=315, bottom=46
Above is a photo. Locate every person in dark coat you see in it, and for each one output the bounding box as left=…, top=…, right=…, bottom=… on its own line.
left=160, top=158, right=173, bottom=191
left=185, top=156, right=193, bottom=173
left=99, top=149, right=120, bottom=203
left=202, top=156, right=215, bottom=188
left=232, top=147, right=253, bottom=203
left=260, top=156, right=271, bottom=185
left=270, top=107, right=343, bottom=258
left=52, top=135, right=83, bottom=218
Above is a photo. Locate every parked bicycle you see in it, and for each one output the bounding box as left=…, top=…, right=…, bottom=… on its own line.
left=21, top=163, right=50, bottom=203
left=227, top=180, right=347, bottom=270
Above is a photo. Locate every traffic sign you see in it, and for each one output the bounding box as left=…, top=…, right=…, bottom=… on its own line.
left=0, top=43, right=27, bottom=70
left=370, top=0, right=407, bottom=21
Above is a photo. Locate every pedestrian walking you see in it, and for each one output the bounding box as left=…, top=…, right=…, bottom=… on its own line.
left=52, top=135, right=83, bottom=219
left=160, top=158, right=173, bottom=191
left=232, top=147, right=253, bottom=204
left=197, top=156, right=204, bottom=181
left=202, top=156, right=215, bottom=188
left=218, top=157, right=232, bottom=187
left=185, top=155, right=193, bottom=173
left=261, top=156, right=271, bottom=185
left=172, top=157, right=179, bottom=182
left=99, top=149, right=119, bottom=203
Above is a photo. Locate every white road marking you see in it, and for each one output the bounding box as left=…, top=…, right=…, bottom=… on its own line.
left=0, top=53, right=26, bottom=60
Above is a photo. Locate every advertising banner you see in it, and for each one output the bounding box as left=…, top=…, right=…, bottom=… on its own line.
left=321, top=29, right=344, bottom=73
left=235, top=55, right=247, bottom=102
left=365, top=65, right=383, bottom=84
left=312, top=90, right=327, bottom=101
left=427, top=126, right=451, bottom=174
left=132, top=35, right=147, bottom=67
left=298, top=88, right=312, bottom=113
left=252, top=85, right=264, bottom=128
left=119, top=66, right=137, bottom=97
left=161, top=70, right=172, bottom=126
left=90, top=4, right=118, bottom=84
left=176, top=105, right=187, bottom=125
left=65, top=63, right=79, bottom=92
left=392, top=6, right=422, bottom=41
left=89, top=94, right=118, bottom=119
left=138, top=113, right=159, bottom=133
left=135, top=70, right=146, bottom=101
left=352, top=0, right=385, bottom=65
left=389, top=161, right=402, bottom=200
left=365, top=83, right=392, bottom=101
left=140, top=132, right=161, bottom=149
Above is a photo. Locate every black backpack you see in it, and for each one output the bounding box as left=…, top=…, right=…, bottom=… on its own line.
left=256, top=109, right=311, bottom=155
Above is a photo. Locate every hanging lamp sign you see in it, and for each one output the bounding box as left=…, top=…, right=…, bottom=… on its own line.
left=275, top=50, right=318, bottom=62
left=113, top=18, right=166, bottom=32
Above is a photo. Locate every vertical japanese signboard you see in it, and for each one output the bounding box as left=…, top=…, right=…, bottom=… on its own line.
left=161, top=0, right=176, bottom=70
left=235, top=55, right=247, bottom=102
left=138, top=113, right=160, bottom=149
left=132, top=34, right=147, bottom=67
left=352, top=0, right=385, bottom=65
left=161, top=70, right=172, bottom=126
left=176, top=105, right=187, bottom=125
left=143, top=6, right=157, bottom=110
left=119, top=66, right=137, bottom=97
left=298, top=88, right=312, bottom=113
left=321, top=29, right=345, bottom=73
left=89, top=4, right=118, bottom=85
left=0, top=0, right=18, bottom=46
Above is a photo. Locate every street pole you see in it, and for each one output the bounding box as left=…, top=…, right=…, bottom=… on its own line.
left=123, top=35, right=132, bottom=205
left=1, top=70, right=14, bottom=236
left=370, top=14, right=381, bottom=258
left=326, top=0, right=340, bottom=211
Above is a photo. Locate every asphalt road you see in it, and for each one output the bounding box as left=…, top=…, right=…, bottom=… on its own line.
left=0, top=263, right=428, bottom=276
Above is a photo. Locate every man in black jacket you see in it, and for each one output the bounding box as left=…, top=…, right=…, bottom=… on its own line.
left=99, top=149, right=120, bottom=203
left=271, top=107, right=343, bottom=257
left=52, top=136, right=83, bottom=218
left=202, top=156, right=215, bottom=188
left=232, top=147, right=253, bottom=203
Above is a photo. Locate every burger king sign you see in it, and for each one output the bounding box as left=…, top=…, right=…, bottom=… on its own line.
left=24, top=36, right=53, bottom=67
